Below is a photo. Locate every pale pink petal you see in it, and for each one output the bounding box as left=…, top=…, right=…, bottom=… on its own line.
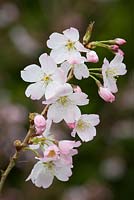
left=63, top=105, right=81, bottom=123
left=104, top=76, right=118, bottom=93
left=39, top=53, right=57, bottom=74
left=82, top=114, right=100, bottom=126
left=47, top=103, right=64, bottom=123
left=52, top=68, right=67, bottom=84
left=68, top=54, right=86, bottom=64
left=50, top=48, right=68, bottom=64
left=25, top=81, right=46, bottom=100
left=113, top=63, right=127, bottom=76
left=74, top=63, right=89, bottom=80
left=35, top=168, right=54, bottom=188
left=54, top=165, right=72, bottom=181
left=59, top=140, right=75, bottom=154
left=77, top=126, right=96, bottom=142
left=45, top=81, right=62, bottom=100
left=60, top=62, right=71, bottom=77
left=47, top=32, right=67, bottom=49
left=110, top=54, right=123, bottom=66
left=63, top=27, right=79, bottom=42
left=69, top=92, right=89, bottom=106
left=75, top=41, right=88, bottom=52
left=21, top=64, right=44, bottom=82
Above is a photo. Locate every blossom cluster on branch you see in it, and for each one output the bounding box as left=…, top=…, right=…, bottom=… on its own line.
left=0, top=23, right=127, bottom=190
left=19, top=26, right=127, bottom=189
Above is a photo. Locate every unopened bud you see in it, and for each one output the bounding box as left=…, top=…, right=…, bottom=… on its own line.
left=73, top=86, right=82, bottom=93
left=14, top=140, right=22, bottom=151
left=115, top=38, right=126, bottom=45
left=34, top=115, right=46, bottom=128
left=98, top=87, right=115, bottom=103
left=67, top=122, right=76, bottom=129
left=83, top=21, right=95, bottom=45
left=111, top=45, right=119, bottom=51
left=86, top=50, right=99, bottom=63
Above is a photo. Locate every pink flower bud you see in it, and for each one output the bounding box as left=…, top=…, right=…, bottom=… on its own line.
left=35, top=126, right=46, bottom=134
left=111, top=45, right=119, bottom=51
left=115, top=38, right=126, bottom=45
left=73, top=86, right=82, bottom=93
left=34, top=115, right=46, bottom=128
left=98, top=87, right=115, bottom=103
left=67, top=122, right=76, bottom=129
left=86, top=51, right=99, bottom=63
left=116, top=49, right=124, bottom=56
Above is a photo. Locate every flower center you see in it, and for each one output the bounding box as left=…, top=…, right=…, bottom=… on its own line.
left=106, top=68, right=117, bottom=77
left=77, top=119, right=89, bottom=131
left=42, top=75, right=52, bottom=84
left=58, top=96, right=69, bottom=106
left=47, top=150, right=56, bottom=158
left=66, top=40, right=75, bottom=51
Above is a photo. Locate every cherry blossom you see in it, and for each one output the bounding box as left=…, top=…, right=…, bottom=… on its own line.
left=21, top=53, right=66, bottom=100
left=47, top=27, right=87, bottom=64
left=71, top=114, right=100, bottom=142
left=43, top=84, right=89, bottom=123
left=26, top=160, right=72, bottom=188
left=60, top=58, right=89, bottom=80
left=102, top=54, right=127, bottom=93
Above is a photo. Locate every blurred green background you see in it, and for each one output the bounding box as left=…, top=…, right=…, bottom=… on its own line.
left=0, top=0, right=133, bottom=199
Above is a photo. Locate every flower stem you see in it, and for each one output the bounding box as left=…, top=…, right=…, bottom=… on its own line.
left=0, top=106, right=47, bottom=194
left=0, top=151, right=19, bottom=193
left=89, top=74, right=101, bottom=87
left=89, top=68, right=102, bottom=71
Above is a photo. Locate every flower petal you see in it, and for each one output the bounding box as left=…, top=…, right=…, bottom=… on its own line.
left=54, top=165, right=72, bottom=181
left=25, top=81, right=46, bottom=100
left=104, top=76, right=118, bottom=93
left=60, top=62, right=71, bottom=77
left=74, top=63, right=89, bottom=80
left=77, top=126, right=96, bottom=142
left=50, top=48, right=68, bottom=64
left=21, top=64, right=44, bottom=82
left=63, top=27, right=79, bottom=42
left=69, top=92, right=89, bottom=106
left=47, top=32, right=67, bottom=49
left=82, top=114, right=100, bottom=126
left=110, top=54, right=123, bottom=66
left=39, top=53, right=57, bottom=74
left=47, top=103, right=64, bottom=123
left=63, top=105, right=81, bottom=123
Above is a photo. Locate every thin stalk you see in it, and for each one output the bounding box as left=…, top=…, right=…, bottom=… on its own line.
left=89, top=68, right=102, bottom=71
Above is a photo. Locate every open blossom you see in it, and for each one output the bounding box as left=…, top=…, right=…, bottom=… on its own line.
left=21, top=53, right=66, bottom=100
left=98, top=87, right=115, bottom=103
left=47, top=27, right=87, bottom=64
left=26, top=160, right=72, bottom=189
left=102, top=54, right=127, bottom=93
left=71, top=114, right=100, bottom=142
left=26, top=139, right=80, bottom=188
left=60, top=56, right=89, bottom=80
left=43, top=84, right=89, bottom=123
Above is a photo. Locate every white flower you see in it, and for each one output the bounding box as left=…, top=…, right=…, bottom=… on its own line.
left=60, top=55, right=89, bottom=80
left=102, top=54, right=127, bottom=93
left=26, top=160, right=72, bottom=188
left=71, top=114, right=100, bottom=142
left=21, top=53, right=66, bottom=100
left=43, top=84, right=89, bottom=123
left=47, top=27, right=87, bottom=64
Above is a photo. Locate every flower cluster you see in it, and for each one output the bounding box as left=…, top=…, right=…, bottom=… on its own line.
left=21, top=27, right=127, bottom=188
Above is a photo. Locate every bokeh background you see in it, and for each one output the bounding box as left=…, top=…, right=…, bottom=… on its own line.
left=0, top=0, right=133, bottom=199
